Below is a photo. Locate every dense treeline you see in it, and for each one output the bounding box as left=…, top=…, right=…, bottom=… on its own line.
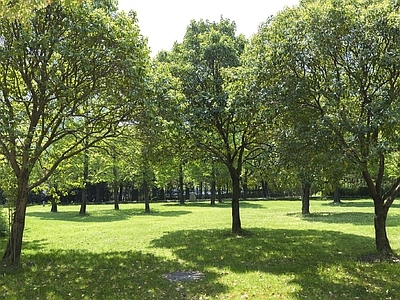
left=1, top=0, right=400, bottom=262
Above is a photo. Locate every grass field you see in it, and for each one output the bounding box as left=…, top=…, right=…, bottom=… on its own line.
left=1, top=199, right=400, bottom=299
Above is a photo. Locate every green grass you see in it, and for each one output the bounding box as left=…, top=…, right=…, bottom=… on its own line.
left=1, top=199, right=400, bottom=299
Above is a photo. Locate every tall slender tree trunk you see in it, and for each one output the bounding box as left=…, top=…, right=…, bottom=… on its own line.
left=113, top=182, right=119, bottom=210
left=242, top=183, right=248, bottom=200
left=262, top=180, right=269, bottom=199
left=113, top=153, right=119, bottom=210
left=210, top=180, right=216, bottom=205
left=143, top=180, right=150, bottom=213
left=79, top=149, right=89, bottom=215
left=179, top=164, right=185, bottom=205
left=229, top=167, right=242, bottom=233
left=96, top=184, right=101, bottom=202
left=217, top=186, right=223, bottom=203
left=210, top=162, right=216, bottom=205
left=242, top=173, right=248, bottom=200
left=301, top=182, right=311, bottom=215
left=2, top=173, right=29, bottom=263
left=118, top=183, right=123, bottom=203
left=199, top=182, right=203, bottom=199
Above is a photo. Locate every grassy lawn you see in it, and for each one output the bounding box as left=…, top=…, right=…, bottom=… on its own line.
left=1, top=199, right=400, bottom=299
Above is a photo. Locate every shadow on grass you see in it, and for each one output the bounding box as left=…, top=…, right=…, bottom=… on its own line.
left=27, top=208, right=192, bottom=223
left=323, top=199, right=400, bottom=209
left=151, top=228, right=400, bottom=299
left=161, top=201, right=265, bottom=209
left=295, top=211, right=400, bottom=227
left=0, top=247, right=226, bottom=299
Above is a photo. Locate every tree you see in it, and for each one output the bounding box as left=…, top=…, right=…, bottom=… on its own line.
left=258, top=0, right=400, bottom=254
left=0, top=1, right=149, bottom=263
left=166, top=18, right=274, bottom=233
left=0, top=0, right=86, bottom=20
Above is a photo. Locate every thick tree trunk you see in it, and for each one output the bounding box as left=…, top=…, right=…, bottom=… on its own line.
left=50, top=198, right=58, bottom=212
left=373, top=199, right=391, bottom=254
left=333, top=186, right=341, bottom=204
left=2, top=174, right=29, bottom=263
left=302, top=182, right=311, bottom=215
left=79, top=187, right=87, bottom=215
left=362, top=169, right=397, bottom=254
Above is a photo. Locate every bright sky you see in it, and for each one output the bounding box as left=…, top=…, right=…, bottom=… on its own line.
left=118, top=0, right=299, bottom=55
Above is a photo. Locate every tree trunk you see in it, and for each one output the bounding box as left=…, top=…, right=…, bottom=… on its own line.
left=199, top=182, right=203, bottom=199
left=242, top=183, right=248, bottom=200
left=119, top=183, right=123, bottom=203
left=242, top=173, right=248, bottom=200
left=210, top=162, right=216, bottom=205
left=373, top=197, right=391, bottom=254
left=113, top=182, right=119, bottom=210
left=79, top=147, right=89, bottom=215
left=2, top=174, right=29, bottom=263
left=229, top=168, right=242, bottom=233
left=362, top=169, right=395, bottom=254
left=185, top=186, right=190, bottom=200
left=80, top=187, right=87, bottom=215
left=50, top=198, right=58, bottom=212
left=333, top=186, right=341, bottom=204
left=217, top=186, right=223, bottom=203
left=262, top=180, right=269, bottom=199
left=143, top=180, right=150, bottom=213
left=179, top=164, right=185, bottom=205
left=302, top=182, right=311, bottom=215
left=210, top=180, right=216, bottom=206
left=113, top=151, right=119, bottom=210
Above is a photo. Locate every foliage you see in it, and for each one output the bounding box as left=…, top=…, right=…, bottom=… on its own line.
left=0, top=0, right=150, bottom=262
left=0, top=0, right=94, bottom=20
left=254, top=0, right=400, bottom=252
left=161, top=17, right=278, bottom=231
left=0, top=207, right=8, bottom=237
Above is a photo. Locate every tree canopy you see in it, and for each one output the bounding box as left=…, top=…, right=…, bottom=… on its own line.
left=254, top=0, right=400, bottom=253
left=2, top=0, right=400, bottom=262
left=0, top=0, right=149, bottom=262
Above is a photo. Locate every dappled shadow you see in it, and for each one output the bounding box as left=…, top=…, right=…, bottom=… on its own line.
left=27, top=208, right=191, bottom=223
left=162, top=201, right=265, bottom=209
left=298, top=211, right=400, bottom=227
left=324, top=200, right=400, bottom=209
left=162, top=202, right=230, bottom=209
left=323, top=200, right=374, bottom=208
left=0, top=247, right=226, bottom=299
left=151, top=228, right=400, bottom=299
